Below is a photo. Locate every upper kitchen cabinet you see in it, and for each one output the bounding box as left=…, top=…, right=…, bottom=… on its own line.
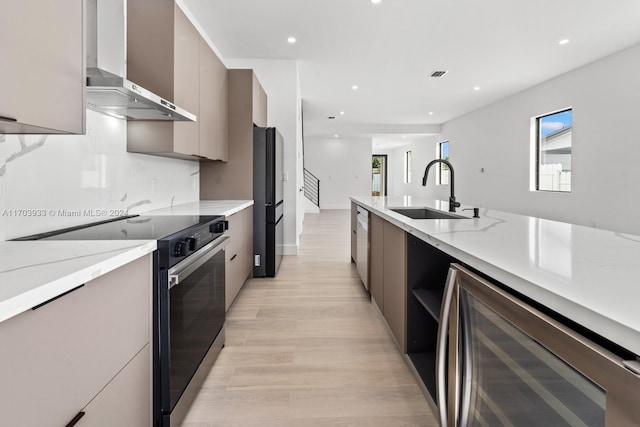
left=0, top=0, right=85, bottom=134
left=199, top=39, right=229, bottom=161
left=126, top=0, right=198, bottom=159
left=200, top=69, right=267, bottom=199
left=126, top=0, right=228, bottom=161
left=252, top=74, right=268, bottom=127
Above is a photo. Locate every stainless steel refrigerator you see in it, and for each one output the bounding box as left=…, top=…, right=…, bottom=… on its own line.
left=253, top=126, right=284, bottom=277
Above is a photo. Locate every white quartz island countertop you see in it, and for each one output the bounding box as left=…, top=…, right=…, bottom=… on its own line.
left=0, top=200, right=253, bottom=324
left=351, top=195, right=640, bottom=356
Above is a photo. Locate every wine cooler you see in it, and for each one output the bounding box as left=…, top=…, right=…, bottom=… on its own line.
left=436, top=264, right=640, bottom=427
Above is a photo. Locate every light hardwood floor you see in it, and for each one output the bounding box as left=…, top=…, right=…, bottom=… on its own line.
left=181, top=209, right=438, bottom=426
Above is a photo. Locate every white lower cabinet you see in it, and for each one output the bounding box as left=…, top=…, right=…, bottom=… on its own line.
left=0, top=255, right=151, bottom=426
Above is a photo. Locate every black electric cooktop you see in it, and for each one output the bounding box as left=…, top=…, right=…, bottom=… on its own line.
left=15, top=215, right=223, bottom=241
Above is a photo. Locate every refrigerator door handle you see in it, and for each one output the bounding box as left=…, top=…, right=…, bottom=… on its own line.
left=437, top=267, right=458, bottom=427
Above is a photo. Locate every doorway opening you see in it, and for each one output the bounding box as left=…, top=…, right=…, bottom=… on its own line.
left=372, top=154, right=387, bottom=196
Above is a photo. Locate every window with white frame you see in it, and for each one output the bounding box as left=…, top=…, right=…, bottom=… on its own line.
left=533, top=108, right=572, bottom=192
left=404, top=150, right=412, bottom=183
left=437, top=141, right=450, bottom=185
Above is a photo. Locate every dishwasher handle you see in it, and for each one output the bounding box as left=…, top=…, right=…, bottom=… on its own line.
left=168, top=236, right=228, bottom=289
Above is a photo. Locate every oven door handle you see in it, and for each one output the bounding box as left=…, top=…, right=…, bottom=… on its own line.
left=168, top=236, right=229, bottom=289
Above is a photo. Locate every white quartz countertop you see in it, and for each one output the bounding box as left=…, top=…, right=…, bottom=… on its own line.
left=351, top=195, right=640, bottom=356
left=0, top=200, right=252, bottom=324
left=143, top=200, right=254, bottom=217
left=0, top=240, right=156, bottom=324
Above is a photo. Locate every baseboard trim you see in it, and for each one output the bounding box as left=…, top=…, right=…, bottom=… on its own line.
left=282, top=244, right=298, bottom=255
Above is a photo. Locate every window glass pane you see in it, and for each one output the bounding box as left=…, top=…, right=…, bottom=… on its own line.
left=404, top=151, right=412, bottom=184
left=438, top=141, right=449, bottom=185
left=372, top=156, right=381, bottom=196
left=537, top=109, right=572, bottom=192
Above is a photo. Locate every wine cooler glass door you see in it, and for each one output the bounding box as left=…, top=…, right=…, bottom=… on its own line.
left=458, top=288, right=605, bottom=426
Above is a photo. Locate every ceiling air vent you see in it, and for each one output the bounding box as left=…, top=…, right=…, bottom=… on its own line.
left=328, top=116, right=335, bottom=119
left=430, top=70, right=448, bottom=78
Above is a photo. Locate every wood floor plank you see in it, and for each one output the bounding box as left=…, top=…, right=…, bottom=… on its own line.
left=181, top=209, right=438, bottom=426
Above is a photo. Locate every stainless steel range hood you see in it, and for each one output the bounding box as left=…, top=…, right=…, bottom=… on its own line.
left=86, top=0, right=195, bottom=121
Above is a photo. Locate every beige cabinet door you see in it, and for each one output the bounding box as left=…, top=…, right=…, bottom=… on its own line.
left=127, top=0, right=209, bottom=160
left=0, top=0, right=84, bottom=134
left=76, top=345, right=150, bottom=427
left=173, top=5, right=200, bottom=157
left=225, top=208, right=252, bottom=310
left=127, top=0, right=174, bottom=100
left=244, top=206, right=254, bottom=278
left=0, top=255, right=151, bottom=426
left=200, top=70, right=256, bottom=199
left=200, top=39, right=229, bottom=161
left=259, top=85, right=268, bottom=126
left=225, top=209, right=244, bottom=263
left=252, top=73, right=268, bottom=127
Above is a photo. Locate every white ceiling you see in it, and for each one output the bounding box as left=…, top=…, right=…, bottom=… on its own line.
left=181, top=0, right=640, bottom=143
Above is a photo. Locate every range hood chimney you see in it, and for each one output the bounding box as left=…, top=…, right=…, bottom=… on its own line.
left=86, top=0, right=196, bottom=121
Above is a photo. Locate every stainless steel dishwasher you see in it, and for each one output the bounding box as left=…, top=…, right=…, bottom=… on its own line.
left=356, top=205, right=369, bottom=290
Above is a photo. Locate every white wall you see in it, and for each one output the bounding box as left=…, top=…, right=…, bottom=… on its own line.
left=0, top=110, right=199, bottom=240
left=225, top=58, right=302, bottom=254
left=305, top=137, right=372, bottom=209
left=382, top=136, right=451, bottom=201
left=386, top=43, right=640, bottom=235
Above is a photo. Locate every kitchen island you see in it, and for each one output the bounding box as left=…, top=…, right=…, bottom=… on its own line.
left=352, top=195, right=640, bottom=425
left=351, top=195, right=640, bottom=356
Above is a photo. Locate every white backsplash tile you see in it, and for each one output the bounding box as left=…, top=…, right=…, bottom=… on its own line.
left=0, top=110, right=199, bottom=240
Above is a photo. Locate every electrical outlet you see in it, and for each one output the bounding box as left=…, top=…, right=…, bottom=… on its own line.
left=254, top=255, right=261, bottom=266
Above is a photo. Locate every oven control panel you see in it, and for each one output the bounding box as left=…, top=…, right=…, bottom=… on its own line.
left=166, top=219, right=228, bottom=266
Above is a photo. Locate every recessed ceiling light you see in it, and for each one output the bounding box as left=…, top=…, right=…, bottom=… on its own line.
left=334, top=134, right=339, bottom=138
left=352, top=85, right=358, bottom=90
left=287, top=36, right=296, bottom=44
left=340, top=111, right=345, bottom=115
left=371, top=0, right=382, bottom=4
left=558, top=39, right=570, bottom=45
left=474, top=86, right=481, bottom=91
left=428, top=111, right=434, bottom=115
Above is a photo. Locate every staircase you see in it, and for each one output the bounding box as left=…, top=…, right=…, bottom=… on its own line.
left=303, top=168, right=320, bottom=212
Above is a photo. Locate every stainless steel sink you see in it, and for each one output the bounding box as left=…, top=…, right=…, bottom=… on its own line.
left=389, top=207, right=469, bottom=220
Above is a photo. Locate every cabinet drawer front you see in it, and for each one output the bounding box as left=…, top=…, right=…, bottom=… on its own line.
left=77, top=344, right=150, bottom=427
left=226, top=248, right=250, bottom=311
left=0, top=255, right=151, bottom=426
left=225, top=210, right=246, bottom=262
left=244, top=206, right=253, bottom=248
